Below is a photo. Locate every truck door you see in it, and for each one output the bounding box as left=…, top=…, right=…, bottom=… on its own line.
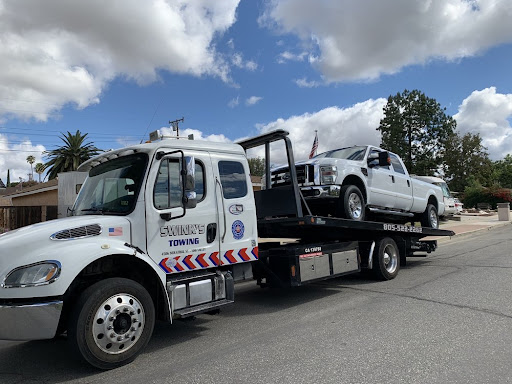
left=209, top=152, right=258, bottom=268
left=389, top=153, right=413, bottom=211
left=145, top=149, right=220, bottom=274
left=365, top=148, right=396, bottom=208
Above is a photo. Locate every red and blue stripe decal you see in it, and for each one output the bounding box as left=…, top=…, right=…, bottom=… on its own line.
left=159, top=247, right=258, bottom=274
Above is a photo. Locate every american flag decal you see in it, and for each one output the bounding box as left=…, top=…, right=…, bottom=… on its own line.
left=109, top=227, right=123, bottom=236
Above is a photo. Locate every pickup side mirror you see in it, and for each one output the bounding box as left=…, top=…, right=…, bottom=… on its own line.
left=367, top=151, right=391, bottom=168
left=378, top=151, right=391, bottom=167
left=184, top=156, right=197, bottom=208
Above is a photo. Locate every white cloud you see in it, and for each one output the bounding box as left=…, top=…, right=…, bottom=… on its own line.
left=228, top=96, right=240, bottom=108
left=0, top=135, right=46, bottom=182
left=454, top=87, right=512, bottom=160
left=261, top=0, right=512, bottom=82
left=0, top=0, right=241, bottom=121
left=294, top=78, right=321, bottom=88
left=159, top=127, right=231, bottom=143
left=277, top=50, right=307, bottom=64
left=256, top=98, right=386, bottom=164
left=231, top=53, right=258, bottom=71
left=246, top=96, right=263, bottom=106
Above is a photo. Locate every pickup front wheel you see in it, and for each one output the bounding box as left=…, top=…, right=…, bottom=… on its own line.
left=68, top=278, right=155, bottom=369
left=420, top=204, right=439, bottom=229
left=338, top=185, right=365, bottom=221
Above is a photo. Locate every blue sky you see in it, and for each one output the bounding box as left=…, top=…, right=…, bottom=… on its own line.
left=1, top=0, right=512, bottom=182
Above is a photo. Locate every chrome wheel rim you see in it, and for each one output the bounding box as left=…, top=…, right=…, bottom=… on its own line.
left=430, top=210, right=438, bottom=228
left=383, top=244, right=398, bottom=274
left=92, top=293, right=145, bottom=355
left=348, top=192, right=363, bottom=219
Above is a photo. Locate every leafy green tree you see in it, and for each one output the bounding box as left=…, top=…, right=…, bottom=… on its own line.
left=6, top=169, right=10, bottom=186
left=43, top=130, right=100, bottom=180
left=377, top=89, right=457, bottom=175
left=442, top=132, right=493, bottom=192
left=26, top=155, right=35, bottom=181
left=35, top=162, right=45, bottom=183
left=248, top=157, right=265, bottom=177
left=493, top=154, right=512, bottom=188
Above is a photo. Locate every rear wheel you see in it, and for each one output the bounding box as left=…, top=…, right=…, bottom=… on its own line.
left=373, top=238, right=400, bottom=280
left=338, top=185, right=365, bottom=221
left=68, top=278, right=155, bottom=370
left=420, top=204, right=439, bottom=229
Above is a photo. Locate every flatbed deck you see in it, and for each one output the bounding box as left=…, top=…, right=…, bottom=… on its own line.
left=257, top=215, right=455, bottom=241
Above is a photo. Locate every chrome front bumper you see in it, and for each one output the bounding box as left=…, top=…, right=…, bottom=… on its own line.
left=301, top=185, right=341, bottom=199
left=0, top=300, right=63, bottom=340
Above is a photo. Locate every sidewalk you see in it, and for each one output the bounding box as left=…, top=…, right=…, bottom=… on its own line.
left=436, top=212, right=511, bottom=240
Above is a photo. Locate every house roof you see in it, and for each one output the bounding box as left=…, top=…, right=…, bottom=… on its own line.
left=0, top=178, right=5, bottom=188
left=5, top=179, right=58, bottom=198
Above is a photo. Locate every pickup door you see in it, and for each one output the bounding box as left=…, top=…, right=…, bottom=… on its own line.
left=365, top=149, right=396, bottom=208
left=388, top=153, right=413, bottom=211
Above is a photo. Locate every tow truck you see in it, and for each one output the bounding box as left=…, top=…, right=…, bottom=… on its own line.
left=0, top=129, right=453, bottom=369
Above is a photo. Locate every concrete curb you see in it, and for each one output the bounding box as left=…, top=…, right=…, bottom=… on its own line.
left=436, top=220, right=511, bottom=243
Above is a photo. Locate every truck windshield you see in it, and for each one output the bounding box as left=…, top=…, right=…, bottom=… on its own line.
left=313, top=146, right=367, bottom=161
left=72, top=153, right=148, bottom=216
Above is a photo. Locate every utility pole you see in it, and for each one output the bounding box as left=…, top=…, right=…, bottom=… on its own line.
left=169, top=117, right=184, bottom=138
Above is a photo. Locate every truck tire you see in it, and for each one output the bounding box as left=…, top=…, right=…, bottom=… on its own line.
left=420, top=204, right=439, bottom=229
left=373, top=238, right=400, bottom=280
left=338, top=185, right=365, bottom=221
left=68, top=278, right=155, bottom=370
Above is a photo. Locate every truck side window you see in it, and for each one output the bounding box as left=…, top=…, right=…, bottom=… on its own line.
left=389, top=154, right=405, bottom=174
left=154, top=159, right=206, bottom=209
left=218, top=161, right=247, bottom=199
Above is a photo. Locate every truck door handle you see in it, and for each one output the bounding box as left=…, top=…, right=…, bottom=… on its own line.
left=389, top=175, right=395, bottom=183
left=407, top=180, right=410, bottom=187
left=207, top=223, right=217, bottom=243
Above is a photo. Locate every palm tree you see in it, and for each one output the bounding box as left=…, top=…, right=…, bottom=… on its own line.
left=35, top=163, right=45, bottom=182
left=44, top=130, right=101, bottom=180
left=26, top=155, right=35, bottom=181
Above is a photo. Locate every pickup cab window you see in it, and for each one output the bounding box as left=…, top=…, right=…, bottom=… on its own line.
left=389, top=154, right=406, bottom=174
left=73, top=153, right=148, bottom=215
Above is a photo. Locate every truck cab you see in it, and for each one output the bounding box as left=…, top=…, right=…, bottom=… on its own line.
left=0, top=137, right=259, bottom=369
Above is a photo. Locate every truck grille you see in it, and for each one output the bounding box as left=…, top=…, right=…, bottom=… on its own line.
left=271, top=165, right=314, bottom=186
left=50, top=224, right=102, bottom=240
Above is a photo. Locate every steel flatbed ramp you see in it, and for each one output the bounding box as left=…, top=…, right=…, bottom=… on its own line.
left=257, top=215, right=455, bottom=241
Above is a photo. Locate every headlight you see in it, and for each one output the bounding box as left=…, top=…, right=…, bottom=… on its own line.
left=320, top=165, right=337, bottom=184
left=2, top=261, right=61, bottom=288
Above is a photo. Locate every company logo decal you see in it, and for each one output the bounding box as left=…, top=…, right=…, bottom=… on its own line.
left=160, top=224, right=205, bottom=237
left=231, top=220, right=244, bottom=240
left=228, top=204, right=244, bottom=215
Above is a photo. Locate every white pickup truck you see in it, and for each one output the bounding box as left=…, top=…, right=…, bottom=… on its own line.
left=270, top=145, right=445, bottom=228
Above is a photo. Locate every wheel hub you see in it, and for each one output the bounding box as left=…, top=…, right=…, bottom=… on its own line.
left=348, top=193, right=362, bottom=219
left=383, top=245, right=398, bottom=274
left=92, top=293, right=145, bottom=355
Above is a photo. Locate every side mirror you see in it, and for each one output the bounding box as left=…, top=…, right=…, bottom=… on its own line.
left=378, top=151, right=391, bottom=167
left=183, top=156, right=197, bottom=208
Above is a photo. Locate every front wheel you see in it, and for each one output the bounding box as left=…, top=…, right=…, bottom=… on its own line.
left=338, top=185, right=365, bottom=221
left=420, top=204, right=439, bottom=229
left=68, top=278, right=155, bottom=369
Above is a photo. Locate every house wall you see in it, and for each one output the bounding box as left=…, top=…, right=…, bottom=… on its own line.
left=11, top=190, right=57, bottom=206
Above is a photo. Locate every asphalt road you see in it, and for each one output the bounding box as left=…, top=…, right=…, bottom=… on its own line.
left=1, top=226, right=511, bottom=384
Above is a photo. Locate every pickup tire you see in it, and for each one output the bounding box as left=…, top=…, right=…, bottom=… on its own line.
left=373, top=237, right=400, bottom=280
left=420, top=203, right=439, bottom=229
left=68, top=278, right=155, bottom=370
left=338, top=185, right=365, bottom=221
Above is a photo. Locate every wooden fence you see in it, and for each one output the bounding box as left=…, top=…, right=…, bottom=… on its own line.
left=0, top=206, right=58, bottom=231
